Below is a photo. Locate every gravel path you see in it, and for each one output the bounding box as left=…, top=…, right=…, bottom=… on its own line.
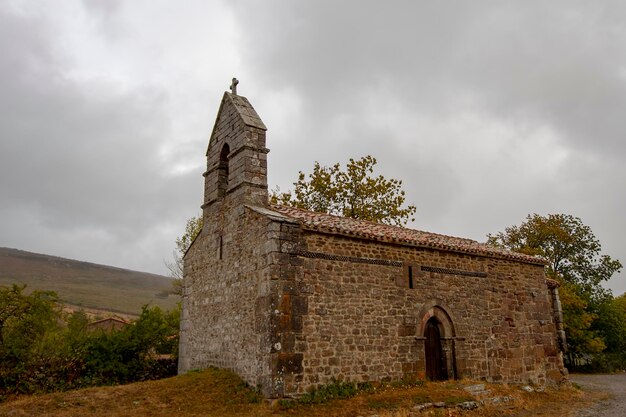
left=569, top=373, right=626, bottom=417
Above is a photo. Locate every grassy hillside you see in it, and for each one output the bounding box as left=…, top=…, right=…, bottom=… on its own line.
left=0, top=247, right=178, bottom=315
left=0, top=368, right=597, bottom=417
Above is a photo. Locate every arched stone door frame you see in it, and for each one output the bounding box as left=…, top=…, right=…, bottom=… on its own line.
left=417, top=302, right=458, bottom=380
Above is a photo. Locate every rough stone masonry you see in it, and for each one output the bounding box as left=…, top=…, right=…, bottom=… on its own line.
left=178, top=86, right=568, bottom=398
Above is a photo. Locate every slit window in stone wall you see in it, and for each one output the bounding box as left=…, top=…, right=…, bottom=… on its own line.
left=401, top=265, right=419, bottom=289
left=218, top=235, right=223, bottom=260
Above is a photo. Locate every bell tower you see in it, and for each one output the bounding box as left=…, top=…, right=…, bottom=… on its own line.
left=179, top=80, right=273, bottom=384
left=202, top=79, right=269, bottom=215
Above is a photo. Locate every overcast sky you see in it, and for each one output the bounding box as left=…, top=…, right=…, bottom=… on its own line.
left=1, top=1, right=624, bottom=295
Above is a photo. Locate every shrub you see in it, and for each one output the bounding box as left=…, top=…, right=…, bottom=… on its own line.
left=0, top=285, right=181, bottom=399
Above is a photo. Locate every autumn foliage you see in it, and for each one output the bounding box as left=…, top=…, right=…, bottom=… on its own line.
left=272, top=155, right=416, bottom=226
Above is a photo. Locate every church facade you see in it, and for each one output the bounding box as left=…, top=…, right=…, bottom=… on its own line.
left=178, top=88, right=568, bottom=398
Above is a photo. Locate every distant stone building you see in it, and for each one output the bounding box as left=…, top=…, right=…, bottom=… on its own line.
left=87, top=317, right=130, bottom=332
left=178, top=86, right=568, bottom=398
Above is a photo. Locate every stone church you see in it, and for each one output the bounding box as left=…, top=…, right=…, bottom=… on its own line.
left=178, top=84, right=568, bottom=398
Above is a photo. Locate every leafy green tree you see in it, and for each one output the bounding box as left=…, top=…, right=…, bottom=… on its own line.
left=166, top=214, right=203, bottom=293
left=580, top=294, right=626, bottom=371
left=129, top=305, right=180, bottom=356
left=65, top=305, right=179, bottom=387
left=0, top=285, right=61, bottom=394
left=0, top=284, right=182, bottom=397
left=272, top=155, right=416, bottom=226
left=557, top=283, right=606, bottom=353
left=487, top=214, right=622, bottom=355
left=0, top=285, right=57, bottom=342
left=0, top=285, right=59, bottom=357
left=614, top=292, right=626, bottom=312
left=487, top=214, right=621, bottom=303
left=592, top=294, right=626, bottom=354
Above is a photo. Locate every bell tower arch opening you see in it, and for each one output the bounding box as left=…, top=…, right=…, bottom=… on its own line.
left=217, top=143, right=230, bottom=197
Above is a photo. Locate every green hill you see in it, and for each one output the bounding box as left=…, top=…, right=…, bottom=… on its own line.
left=0, top=247, right=178, bottom=315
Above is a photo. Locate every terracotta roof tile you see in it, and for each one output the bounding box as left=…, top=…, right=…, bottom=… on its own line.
left=270, top=204, right=545, bottom=265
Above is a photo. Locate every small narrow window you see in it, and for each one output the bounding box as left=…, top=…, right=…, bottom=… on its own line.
left=408, top=266, right=414, bottom=289
left=218, top=236, right=223, bottom=260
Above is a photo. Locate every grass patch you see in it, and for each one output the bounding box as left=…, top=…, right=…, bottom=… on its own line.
left=366, top=398, right=399, bottom=410
left=390, top=375, right=426, bottom=389
left=413, top=394, right=433, bottom=404
left=294, top=380, right=374, bottom=405
left=0, top=370, right=600, bottom=417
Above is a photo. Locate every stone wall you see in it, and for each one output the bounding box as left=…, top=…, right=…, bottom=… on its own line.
left=273, top=231, right=567, bottom=396
left=203, top=92, right=268, bottom=209
left=181, top=213, right=567, bottom=398
left=179, top=91, right=275, bottom=393
left=179, top=204, right=275, bottom=391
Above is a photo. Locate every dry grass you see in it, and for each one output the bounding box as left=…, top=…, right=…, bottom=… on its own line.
left=0, top=369, right=602, bottom=417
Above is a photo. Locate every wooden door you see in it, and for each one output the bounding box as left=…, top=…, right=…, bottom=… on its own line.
left=425, top=318, right=447, bottom=380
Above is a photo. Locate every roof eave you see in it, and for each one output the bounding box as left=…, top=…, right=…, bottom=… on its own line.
left=297, top=224, right=547, bottom=266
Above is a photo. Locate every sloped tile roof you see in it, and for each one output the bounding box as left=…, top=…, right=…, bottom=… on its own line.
left=270, top=204, right=545, bottom=265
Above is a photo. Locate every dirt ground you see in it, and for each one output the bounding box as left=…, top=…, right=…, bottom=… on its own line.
left=569, top=373, right=626, bottom=417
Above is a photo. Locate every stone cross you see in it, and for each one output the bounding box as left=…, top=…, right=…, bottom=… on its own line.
left=230, top=77, right=239, bottom=95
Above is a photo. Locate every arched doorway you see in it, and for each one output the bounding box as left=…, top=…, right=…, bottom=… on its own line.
left=424, top=317, right=447, bottom=380
left=418, top=303, right=457, bottom=381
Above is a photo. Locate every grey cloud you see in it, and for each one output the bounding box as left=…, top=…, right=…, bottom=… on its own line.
left=0, top=4, right=196, bottom=272
left=234, top=1, right=626, bottom=157
left=0, top=1, right=624, bottom=295
left=232, top=1, right=625, bottom=293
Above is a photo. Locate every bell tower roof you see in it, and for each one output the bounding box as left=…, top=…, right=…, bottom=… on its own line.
left=207, top=90, right=266, bottom=156
left=227, top=92, right=267, bottom=130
